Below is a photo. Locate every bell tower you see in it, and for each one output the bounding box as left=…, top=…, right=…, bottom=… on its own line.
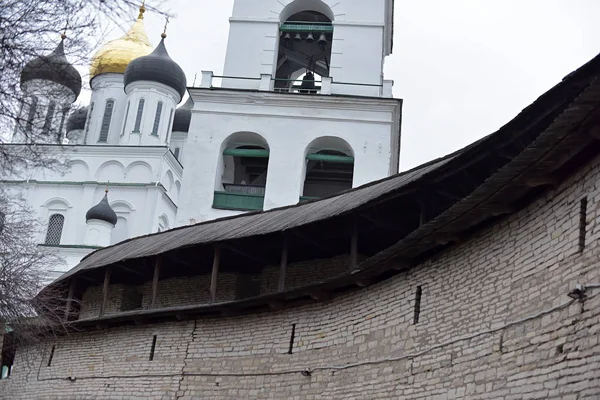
left=179, top=0, right=400, bottom=225
left=221, top=0, right=394, bottom=96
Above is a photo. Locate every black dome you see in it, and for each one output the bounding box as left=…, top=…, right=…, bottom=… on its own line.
left=86, top=193, right=118, bottom=226
left=20, top=38, right=82, bottom=98
left=66, top=106, right=89, bottom=132
left=172, top=96, right=193, bottom=132
left=124, top=37, right=186, bottom=98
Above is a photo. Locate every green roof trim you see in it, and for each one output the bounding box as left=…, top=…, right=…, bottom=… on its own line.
left=213, top=191, right=264, bottom=211
left=306, top=153, right=354, bottom=164
left=223, top=149, right=270, bottom=158
left=280, top=23, right=333, bottom=33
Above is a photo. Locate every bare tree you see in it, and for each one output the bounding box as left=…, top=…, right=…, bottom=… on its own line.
left=0, top=0, right=169, bottom=371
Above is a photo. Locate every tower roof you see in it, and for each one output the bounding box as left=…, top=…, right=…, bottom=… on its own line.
left=172, top=96, right=193, bottom=132
left=86, top=192, right=118, bottom=226
left=124, top=36, right=187, bottom=98
left=20, top=37, right=82, bottom=97
left=89, top=5, right=153, bottom=80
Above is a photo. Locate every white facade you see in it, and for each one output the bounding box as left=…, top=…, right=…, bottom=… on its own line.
left=1, top=0, right=401, bottom=277
left=177, top=88, right=401, bottom=224
left=222, top=0, right=394, bottom=96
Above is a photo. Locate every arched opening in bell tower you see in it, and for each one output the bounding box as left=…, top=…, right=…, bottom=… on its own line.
left=302, top=136, right=354, bottom=201
left=275, top=0, right=334, bottom=93
left=214, top=132, right=270, bottom=211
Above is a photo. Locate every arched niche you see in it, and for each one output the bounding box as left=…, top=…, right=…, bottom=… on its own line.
left=162, top=170, right=175, bottom=192
left=65, top=160, right=90, bottom=181
left=302, top=136, right=355, bottom=200
left=96, top=161, right=125, bottom=182
left=110, top=200, right=134, bottom=245
left=125, top=161, right=153, bottom=183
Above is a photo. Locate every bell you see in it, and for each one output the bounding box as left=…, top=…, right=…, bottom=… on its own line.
left=317, top=33, right=327, bottom=45
left=283, top=32, right=291, bottom=41
left=306, top=33, right=314, bottom=43
left=294, top=33, right=302, bottom=41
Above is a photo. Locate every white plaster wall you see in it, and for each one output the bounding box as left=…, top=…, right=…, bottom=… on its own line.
left=1, top=145, right=182, bottom=274
left=121, top=81, right=180, bottom=146
left=222, top=0, right=392, bottom=96
left=88, top=74, right=128, bottom=145
left=176, top=90, right=400, bottom=224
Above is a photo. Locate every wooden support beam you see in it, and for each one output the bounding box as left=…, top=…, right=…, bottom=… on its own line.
left=434, top=235, right=461, bottom=246
left=355, top=279, right=370, bottom=288
left=523, top=176, right=557, bottom=188
left=588, top=125, right=600, bottom=139
left=99, top=267, right=111, bottom=317
left=349, top=220, right=358, bottom=271
left=419, top=201, right=428, bottom=227
left=278, top=236, right=288, bottom=292
left=150, top=257, right=161, bottom=309
left=210, top=247, right=221, bottom=304
left=64, top=278, right=76, bottom=321
left=435, top=189, right=462, bottom=201
left=309, top=291, right=331, bottom=301
left=490, top=204, right=516, bottom=217
left=268, top=301, right=284, bottom=310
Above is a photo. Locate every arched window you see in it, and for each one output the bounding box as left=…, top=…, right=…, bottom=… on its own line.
left=158, top=215, right=169, bottom=232
left=133, top=98, right=145, bottom=132
left=302, top=137, right=354, bottom=201
left=213, top=132, right=270, bottom=211
left=275, top=2, right=333, bottom=93
left=164, top=108, right=174, bottom=144
left=26, top=96, right=38, bottom=131
left=42, top=101, right=56, bottom=136
left=44, top=214, right=65, bottom=245
left=98, top=100, right=114, bottom=143
left=121, top=101, right=131, bottom=136
left=57, top=106, right=69, bottom=143
left=151, top=101, right=163, bottom=136
left=83, top=102, right=94, bottom=144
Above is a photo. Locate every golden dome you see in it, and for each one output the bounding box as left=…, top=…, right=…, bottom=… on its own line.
left=89, top=5, right=153, bottom=80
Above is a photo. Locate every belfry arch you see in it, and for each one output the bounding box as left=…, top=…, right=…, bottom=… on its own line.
left=275, top=0, right=334, bottom=92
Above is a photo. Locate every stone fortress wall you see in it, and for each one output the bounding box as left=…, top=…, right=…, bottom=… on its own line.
left=2, top=155, right=600, bottom=399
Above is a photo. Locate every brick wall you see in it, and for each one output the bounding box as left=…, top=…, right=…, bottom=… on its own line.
left=2, top=155, right=600, bottom=399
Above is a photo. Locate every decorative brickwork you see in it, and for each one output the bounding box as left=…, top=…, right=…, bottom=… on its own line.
left=2, top=155, right=600, bottom=399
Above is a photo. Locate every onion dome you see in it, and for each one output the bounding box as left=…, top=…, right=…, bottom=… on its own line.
left=66, top=106, right=89, bottom=132
left=20, top=35, right=82, bottom=98
left=86, top=191, right=118, bottom=226
left=89, top=5, right=153, bottom=80
left=172, top=97, right=193, bottom=132
left=124, top=35, right=187, bottom=98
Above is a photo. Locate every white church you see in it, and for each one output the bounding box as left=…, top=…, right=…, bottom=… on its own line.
left=4, top=0, right=401, bottom=279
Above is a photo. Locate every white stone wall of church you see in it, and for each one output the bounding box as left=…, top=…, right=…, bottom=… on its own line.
left=177, top=91, right=399, bottom=223
left=1, top=146, right=182, bottom=273
left=121, top=81, right=180, bottom=147
left=223, top=0, right=391, bottom=96
left=3, top=154, right=600, bottom=399
left=87, top=74, right=128, bottom=145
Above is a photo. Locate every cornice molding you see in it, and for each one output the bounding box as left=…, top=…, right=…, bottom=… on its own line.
left=189, top=89, right=400, bottom=115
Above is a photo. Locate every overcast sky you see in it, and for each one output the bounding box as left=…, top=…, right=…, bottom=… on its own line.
left=88, top=0, right=600, bottom=171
